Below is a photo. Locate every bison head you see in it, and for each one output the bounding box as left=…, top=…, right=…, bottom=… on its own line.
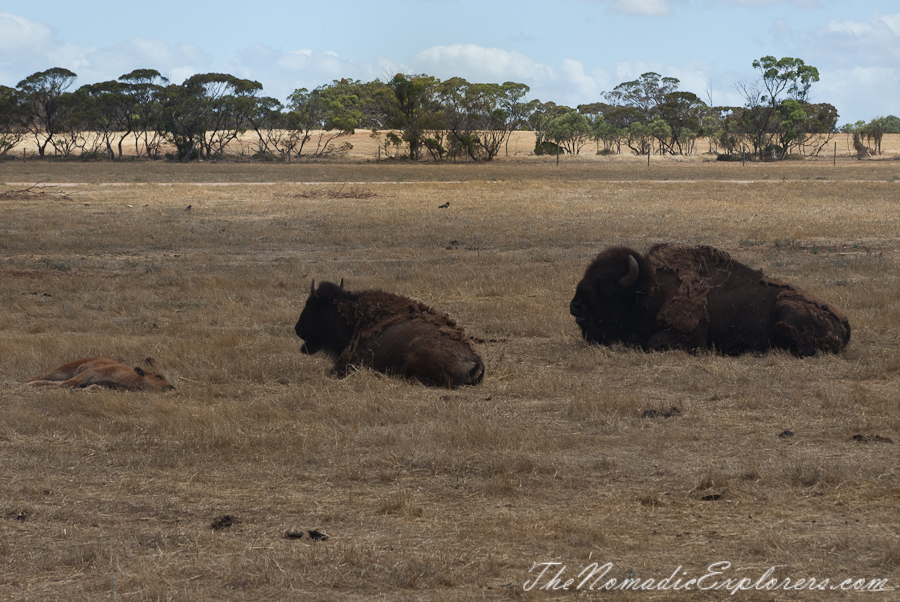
left=295, top=280, right=355, bottom=359
left=570, top=246, right=655, bottom=346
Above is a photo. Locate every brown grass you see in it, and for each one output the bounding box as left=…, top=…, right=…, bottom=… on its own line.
left=1, top=157, right=899, bottom=600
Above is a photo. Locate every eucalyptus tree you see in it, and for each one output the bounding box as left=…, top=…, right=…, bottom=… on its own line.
left=158, top=78, right=207, bottom=160
left=528, top=101, right=571, bottom=153
left=381, top=73, right=441, bottom=160
left=602, top=73, right=704, bottom=155
left=737, top=56, right=820, bottom=159
left=498, top=82, right=535, bottom=156
left=546, top=109, right=592, bottom=154
left=605, top=72, right=680, bottom=120
left=189, top=73, right=262, bottom=158
left=654, top=91, right=705, bottom=154
left=285, top=82, right=362, bottom=159
left=15, top=67, right=78, bottom=157
left=157, top=73, right=262, bottom=160
left=243, top=96, right=287, bottom=159
left=118, top=69, right=169, bottom=158
left=433, top=78, right=516, bottom=161
left=76, top=80, right=136, bottom=159
left=0, top=86, right=26, bottom=156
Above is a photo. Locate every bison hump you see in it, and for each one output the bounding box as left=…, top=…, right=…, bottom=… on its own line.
left=648, top=244, right=734, bottom=275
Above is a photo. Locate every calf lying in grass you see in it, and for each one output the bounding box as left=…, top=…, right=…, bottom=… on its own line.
left=27, top=357, right=174, bottom=391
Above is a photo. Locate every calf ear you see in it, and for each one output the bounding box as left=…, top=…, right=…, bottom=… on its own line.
left=133, top=366, right=147, bottom=377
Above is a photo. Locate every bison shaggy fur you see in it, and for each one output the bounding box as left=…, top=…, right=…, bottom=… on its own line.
left=28, top=357, right=174, bottom=390
left=295, top=281, right=485, bottom=387
left=570, top=244, right=851, bottom=356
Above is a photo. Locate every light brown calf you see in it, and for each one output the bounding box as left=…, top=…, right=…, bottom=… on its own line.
left=28, top=357, right=174, bottom=391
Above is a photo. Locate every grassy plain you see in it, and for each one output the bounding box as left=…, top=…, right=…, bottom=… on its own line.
left=1, top=148, right=900, bottom=600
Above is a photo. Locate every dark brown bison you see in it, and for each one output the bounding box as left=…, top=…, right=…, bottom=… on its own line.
left=295, top=280, right=485, bottom=387
left=27, top=357, right=175, bottom=390
left=569, top=244, right=851, bottom=356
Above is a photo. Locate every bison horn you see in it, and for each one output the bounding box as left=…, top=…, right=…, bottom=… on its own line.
left=339, top=278, right=344, bottom=289
left=309, top=279, right=316, bottom=298
left=619, top=255, right=639, bottom=287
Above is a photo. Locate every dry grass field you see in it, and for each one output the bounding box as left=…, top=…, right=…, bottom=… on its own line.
left=1, top=150, right=900, bottom=600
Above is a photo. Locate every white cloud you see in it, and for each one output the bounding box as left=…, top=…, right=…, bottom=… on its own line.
left=609, top=0, right=672, bottom=16
left=169, top=67, right=199, bottom=86
left=407, top=44, right=619, bottom=108
left=797, top=11, right=900, bottom=69
left=882, top=12, right=900, bottom=35
left=411, top=44, right=554, bottom=85
left=582, top=0, right=673, bottom=16
left=708, top=0, right=820, bottom=7
left=0, top=11, right=213, bottom=89
left=225, top=44, right=399, bottom=102
left=0, top=13, right=54, bottom=56
left=560, top=59, right=607, bottom=102
left=817, top=66, right=900, bottom=123
left=0, top=13, right=59, bottom=84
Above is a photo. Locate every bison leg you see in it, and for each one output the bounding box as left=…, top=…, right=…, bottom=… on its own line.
left=27, top=379, right=65, bottom=388
left=330, top=359, right=358, bottom=378
left=54, top=374, right=94, bottom=388
left=646, top=326, right=707, bottom=353
left=26, top=375, right=89, bottom=388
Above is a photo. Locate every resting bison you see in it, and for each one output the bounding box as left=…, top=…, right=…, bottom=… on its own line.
left=295, top=280, right=485, bottom=387
left=27, top=357, right=174, bottom=390
left=570, top=244, right=851, bottom=356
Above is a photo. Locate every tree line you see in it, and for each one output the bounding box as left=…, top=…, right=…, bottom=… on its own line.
left=0, top=56, right=896, bottom=162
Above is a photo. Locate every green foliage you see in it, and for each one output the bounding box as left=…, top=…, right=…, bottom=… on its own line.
left=545, top=110, right=591, bottom=154
left=285, top=81, right=362, bottom=159
left=117, top=69, right=169, bottom=158
left=0, top=85, right=26, bottom=156
left=15, top=67, right=79, bottom=157
left=597, top=74, right=709, bottom=156
left=605, top=72, right=680, bottom=119
left=752, top=56, right=819, bottom=104
left=380, top=74, right=441, bottom=160
left=2, top=57, right=859, bottom=164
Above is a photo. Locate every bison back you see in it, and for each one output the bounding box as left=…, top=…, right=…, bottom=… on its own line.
left=351, top=320, right=485, bottom=388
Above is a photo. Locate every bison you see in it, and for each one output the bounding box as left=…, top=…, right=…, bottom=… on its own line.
left=569, top=244, right=851, bottom=356
left=295, top=280, right=485, bottom=387
left=27, top=357, right=175, bottom=390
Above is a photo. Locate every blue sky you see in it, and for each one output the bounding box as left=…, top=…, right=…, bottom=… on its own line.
left=1, top=1, right=898, bottom=124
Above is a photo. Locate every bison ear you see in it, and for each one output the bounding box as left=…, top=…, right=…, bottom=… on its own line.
left=619, top=255, right=640, bottom=288
left=133, top=366, right=147, bottom=377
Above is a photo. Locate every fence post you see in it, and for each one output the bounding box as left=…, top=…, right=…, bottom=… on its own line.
left=833, top=142, right=836, bottom=166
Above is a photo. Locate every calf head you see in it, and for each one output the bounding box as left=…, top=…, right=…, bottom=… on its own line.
left=132, top=366, right=175, bottom=390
